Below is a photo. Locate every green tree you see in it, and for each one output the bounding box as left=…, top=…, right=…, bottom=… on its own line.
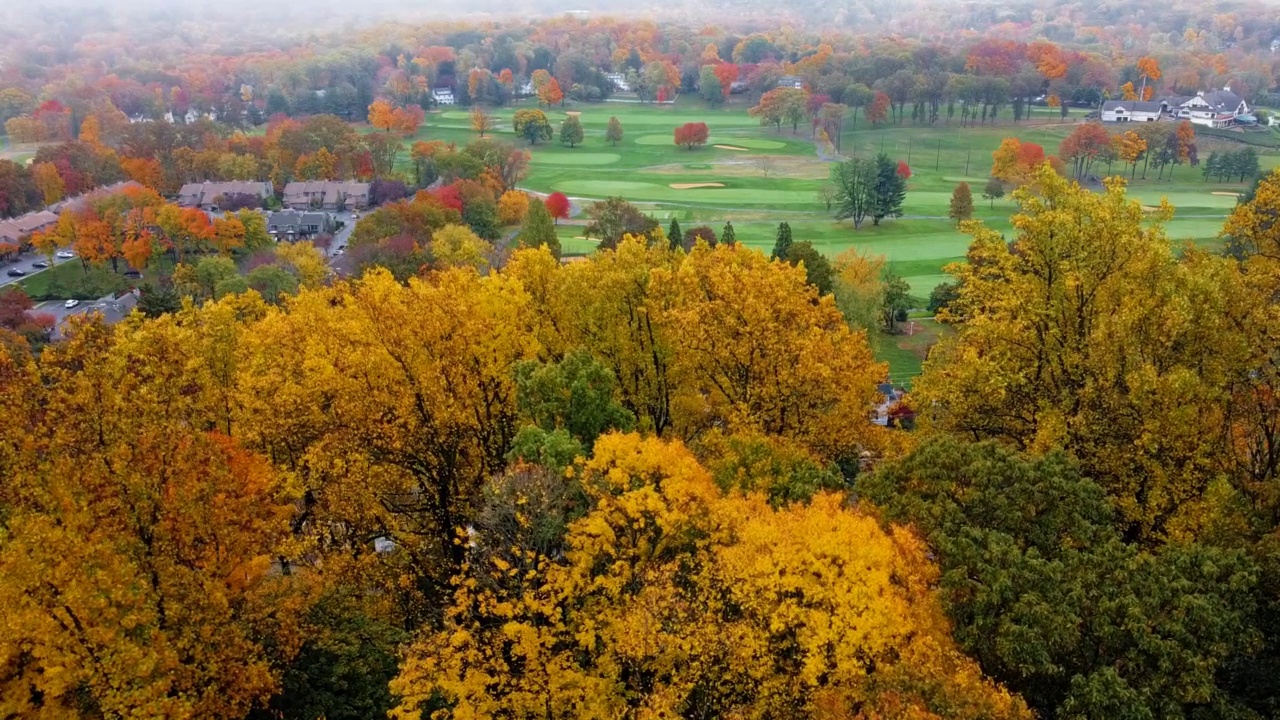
left=871, top=152, right=906, bottom=225
left=255, top=592, right=407, bottom=720
left=513, top=348, right=636, bottom=448
left=927, top=280, right=960, bottom=315
left=668, top=217, right=683, bottom=251
left=861, top=438, right=1260, bottom=720
left=518, top=198, right=560, bottom=258
left=981, top=177, right=1005, bottom=208
left=881, top=271, right=912, bottom=331
left=784, top=241, right=833, bottom=295
left=605, top=116, right=624, bottom=146
left=246, top=264, right=300, bottom=303
left=558, top=115, right=584, bottom=148
left=949, top=181, right=974, bottom=222
left=137, top=283, right=181, bottom=318
left=771, top=221, right=793, bottom=259
left=192, top=255, right=239, bottom=299
left=699, top=65, right=724, bottom=104
left=721, top=220, right=736, bottom=245
left=831, top=156, right=875, bottom=229
left=462, top=200, right=500, bottom=240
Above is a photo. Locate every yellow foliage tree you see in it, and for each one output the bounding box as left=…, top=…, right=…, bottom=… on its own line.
left=915, top=166, right=1247, bottom=540
left=497, top=189, right=530, bottom=225
left=32, top=162, right=64, bottom=205
left=0, top=318, right=306, bottom=718
left=390, top=433, right=1032, bottom=720
left=430, top=223, right=492, bottom=270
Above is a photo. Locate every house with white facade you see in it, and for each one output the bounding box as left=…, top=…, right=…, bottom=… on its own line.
left=1100, top=100, right=1163, bottom=123
left=432, top=88, right=456, bottom=106
left=1175, top=88, right=1250, bottom=128
left=605, top=72, right=631, bottom=92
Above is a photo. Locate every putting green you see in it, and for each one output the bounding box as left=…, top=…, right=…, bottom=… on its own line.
left=633, top=133, right=787, bottom=150
left=440, top=111, right=473, bottom=120
left=530, top=153, right=621, bottom=166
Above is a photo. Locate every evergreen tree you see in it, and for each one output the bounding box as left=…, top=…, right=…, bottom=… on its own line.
left=519, top=198, right=561, bottom=258
left=772, top=221, right=793, bottom=259
left=1203, top=151, right=1220, bottom=182
left=948, top=182, right=974, bottom=223
left=559, top=115, right=584, bottom=148
left=871, top=152, right=906, bottom=225
left=605, top=116, right=624, bottom=146
left=721, top=220, right=736, bottom=245
left=668, top=217, right=683, bottom=251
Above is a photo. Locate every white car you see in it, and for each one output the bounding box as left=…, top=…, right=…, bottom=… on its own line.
left=56, top=250, right=75, bottom=259
left=64, top=299, right=80, bottom=309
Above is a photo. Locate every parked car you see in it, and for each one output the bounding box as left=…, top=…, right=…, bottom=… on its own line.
left=32, top=260, right=48, bottom=268
left=123, top=270, right=142, bottom=279
left=56, top=250, right=75, bottom=259
left=6, top=268, right=25, bottom=277
left=64, top=299, right=80, bottom=308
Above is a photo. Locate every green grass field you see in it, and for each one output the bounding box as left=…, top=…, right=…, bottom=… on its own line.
left=408, top=97, right=1278, bottom=380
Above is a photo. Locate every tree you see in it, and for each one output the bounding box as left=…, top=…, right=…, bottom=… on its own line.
left=668, top=217, right=684, bottom=250
left=1136, top=56, right=1162, bottom=101
left=518, top=198, right=560, bottom=258
left=674, top=121, right=710, bottom=150
left=871, top=153, right=907, bottom=225
left=949, top=181, right=974, bottom=222
left=32, top=162, right=64, bottom=205
left=831, top=157, right=876, bottom=229
left=982, top=177, right=1006, bottom=208
left=771, top=221, right=793, bottom=260
left=783, top=241, right=833, bottom=294
left=749, top=87, right=808, bottom=133
left=1116, top=130, right=1148, bottom=179
left=536, top=77, right=564, bottom=107
left=430, top=224, right=492, bottom=271
left=513, top=109, right=553, bottom=144
left=880, top=271, right=912, bottom=331
left=863, top=438, right=1258, bottom=720
left=605, top=116, right=624, bottom=146
left=683, top=225, right=718, bottom=250
left=0, top=320, right=308, bottom=717
left=867, top=90, right=892, bottom=125
left=721, top=220, right=736, bottom=245
left=831, top=249, right=885, bottom=331
left=584, top=197, right=658, bottom=250
left=497, top=190, right=530, bottom=225
left=513, top=349, right=635, bottom=448
left=391, top=433, right=1030, bottom=720
left=544, top=191, right=570, bottom=224
left=896, top=160, right=912, bottom=179
left=559, top=115, right=584, bottom=147
left=699, top=65, right=725, bottom=104
left=469, top=107, right=494, bottom=137
left=915, top=166, right=1244, bottom=539
left=1058, top=122, right=1113, bottom=179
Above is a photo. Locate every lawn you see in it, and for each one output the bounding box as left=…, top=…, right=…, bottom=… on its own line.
left=407, top=96, right=1262, bottom=379
left=21, top=257, right=173, bottom=301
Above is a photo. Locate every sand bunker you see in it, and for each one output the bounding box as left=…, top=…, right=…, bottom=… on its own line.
left=669, top=182, right=726, bottom=189
left=1211, top=191, right=1241, bottom=197
left=714, top=144, right=749, bottom=151
left=1140, top=205, right=1161, bottom=212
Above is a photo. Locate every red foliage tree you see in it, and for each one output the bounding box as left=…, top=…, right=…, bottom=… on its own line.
left=712, top=64, right=739, bottom=100
left=431, top=184, right=464, bottom=213
left=896, top=161, right=912, bottom=179
left=868, top=91, right=891, bottom=125
left=674, top=122, right=710, bottom=150
left=545, top=192, right=571, bottom=224
left=1016, top=142, right=1046, bottom=169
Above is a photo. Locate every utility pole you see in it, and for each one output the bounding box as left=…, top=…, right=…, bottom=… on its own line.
left=906, top=137, right=912, bottom=165
left=965, top=145, right=971, bottom=175
left=935, top=137, right=942, bottom=171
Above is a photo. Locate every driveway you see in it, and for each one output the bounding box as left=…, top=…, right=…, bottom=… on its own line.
left=38, top=294, right=137, bottom=339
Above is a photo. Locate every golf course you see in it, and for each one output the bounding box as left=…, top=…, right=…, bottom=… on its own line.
left=408, top=98, right=1279, bottom=299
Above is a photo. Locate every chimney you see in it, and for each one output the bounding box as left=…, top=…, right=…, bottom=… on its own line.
left=1197, top=91, right=1205, bottom=97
